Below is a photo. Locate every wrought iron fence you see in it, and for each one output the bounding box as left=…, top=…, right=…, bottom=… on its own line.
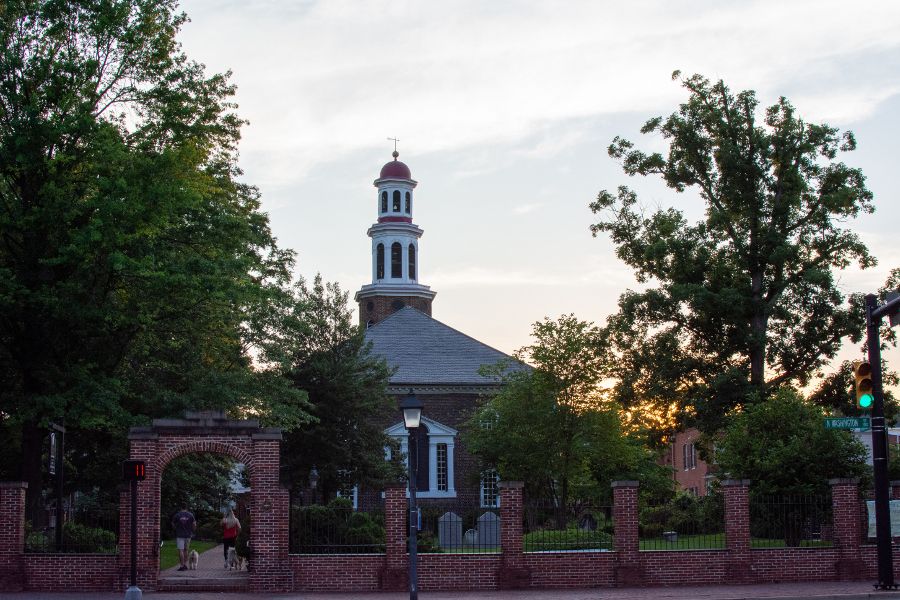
left=417, top=504, right=501, bottom=553
left=524, top=500, right=613, bottom=552
left=25, top=508, right=119, bottom=554
left=289, top=501, right=386, bottom=554
left=639, top=492, right=724, bottom=550
left=749, top=493, right=833, bottom=548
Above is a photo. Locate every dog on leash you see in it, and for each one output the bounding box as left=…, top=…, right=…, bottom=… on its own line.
left=188, top=549, right=199, bottom=570
left=226, top=547, right=245, bottom=571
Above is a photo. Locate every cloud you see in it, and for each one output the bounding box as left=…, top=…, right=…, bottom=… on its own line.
left=513, top=203, right=544, bottom=215
left=178, top=0, right=900, bottom=186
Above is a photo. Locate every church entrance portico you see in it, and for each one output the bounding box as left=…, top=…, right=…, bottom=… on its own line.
left=123, top=410, right=290, bottom=593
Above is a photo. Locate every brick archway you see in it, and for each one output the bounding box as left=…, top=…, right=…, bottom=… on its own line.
left=121, top=411, right=291, bottom=592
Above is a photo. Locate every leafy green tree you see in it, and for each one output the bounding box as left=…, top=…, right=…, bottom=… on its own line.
left=281, top=275, right=400, bottom=501
left=0, top=0, right=309, bottom=519
left=468, top=315, right=669, bottom=514
left=716, top=387, right=868, bottom=496
left=591, top=72, right=877, bottom=434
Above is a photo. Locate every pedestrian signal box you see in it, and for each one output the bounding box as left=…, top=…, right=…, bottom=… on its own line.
left=122, top=459, right=146, bottom=481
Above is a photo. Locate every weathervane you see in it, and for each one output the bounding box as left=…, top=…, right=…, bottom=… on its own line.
left=387, top=137, right=400, bottom=159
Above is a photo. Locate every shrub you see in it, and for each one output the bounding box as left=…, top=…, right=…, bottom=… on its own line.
left=290, top=498, right=384, bottom=553
left=62, top=522, right=117, bottom=553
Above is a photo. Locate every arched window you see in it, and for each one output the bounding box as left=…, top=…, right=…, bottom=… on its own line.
left=391, top=242, right=402, bottom=278
left=381, top=191, right=387, bottom=213
left=405, top=191, right=411, bottom=213
left=376, top=243, right=384, bottom=279
left=392, top=190, right=401, bottom=212
left=408, top=244, right=416, bottom=280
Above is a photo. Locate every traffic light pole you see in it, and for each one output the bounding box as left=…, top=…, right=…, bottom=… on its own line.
left=866, top=293, right=896, bottom=590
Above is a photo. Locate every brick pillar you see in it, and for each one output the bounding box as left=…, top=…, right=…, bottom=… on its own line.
left=123, top=433, right=159, bottom=590
left=0, top=482, right=27, bottom=591
left=249, top=434, right=291, bottom=593
left=830, top=478, right=863, bottom=580
left=612, top=480, right=641, bottom=585
left=723, top=479, right=752, bottom=583
left=381, top=484, right=408, bottom=591
left=498, top=481, right=529, bottom=588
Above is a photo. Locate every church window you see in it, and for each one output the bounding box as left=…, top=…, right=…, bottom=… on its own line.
left=408, top=244, right=416, bottom=280
left=376, top=243, right=385, bottom=279
left=392, top=190, right=401, bottom=212
left=436, top=444, right=448, bottom=491
left=405, top=191, right=411, bottom=213
left=481, top=469, right=500, bottom=508
left=381, top=191, right=387, bottom=213
left=391, top=242, right=402, bottom=278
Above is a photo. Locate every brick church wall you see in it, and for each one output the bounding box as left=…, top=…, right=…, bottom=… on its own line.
left=359, top=295, right=433, bottom=327
left=359, top=389, right=492, bottom=509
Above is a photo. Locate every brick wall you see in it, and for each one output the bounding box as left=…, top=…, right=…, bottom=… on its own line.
left=23, top=555, right=119, bottom=591
left=359, top=295, right=432, bottom=326
left=0, top=482, right=27, bottom=591
left=9, top=475, right=896, bottom=592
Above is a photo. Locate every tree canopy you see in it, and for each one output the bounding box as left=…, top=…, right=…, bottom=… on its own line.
left=281, top=275, right=400, bottom=501
left=467, top=315, right=670, bottom=508
left=716, top=387, right=868, bottom=496
left=0, top=0, right=309, bottom=518
left=591, top=72, right=877, bottom=434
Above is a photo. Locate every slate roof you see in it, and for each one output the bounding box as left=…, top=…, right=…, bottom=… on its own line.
left=364, top=306, right=528, bottom=385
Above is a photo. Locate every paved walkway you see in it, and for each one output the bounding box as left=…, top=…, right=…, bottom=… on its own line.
left=2, top=581, right=899, bottom=600
left=160, top=542, right=246, bottom=580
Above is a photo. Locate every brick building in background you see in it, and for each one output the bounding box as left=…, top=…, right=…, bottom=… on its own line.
left=661, top=428, right=717, bottom=496
left=355, top=151, right=527, bottom=509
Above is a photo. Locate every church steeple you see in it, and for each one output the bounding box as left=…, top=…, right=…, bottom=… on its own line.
left=355, top=151, right=436, bottom=327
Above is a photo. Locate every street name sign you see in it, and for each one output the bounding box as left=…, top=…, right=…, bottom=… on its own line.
left=824, top=417, right=871, bottom=431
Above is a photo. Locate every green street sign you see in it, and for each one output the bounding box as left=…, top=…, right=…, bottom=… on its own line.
left=824, top=417, right=871, bottom=431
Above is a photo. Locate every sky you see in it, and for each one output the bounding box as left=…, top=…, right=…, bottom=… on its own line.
left=175, top=0, right=900, bottom=382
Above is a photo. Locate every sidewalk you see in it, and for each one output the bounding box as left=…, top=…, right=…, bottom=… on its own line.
left=2, top=581, right=899, bottom=600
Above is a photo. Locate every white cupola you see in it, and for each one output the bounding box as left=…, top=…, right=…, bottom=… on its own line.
left=355, top=151, right=436, bottom=326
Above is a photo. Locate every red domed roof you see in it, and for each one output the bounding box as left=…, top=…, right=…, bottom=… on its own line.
left=379, top=152, right=412, bottom=180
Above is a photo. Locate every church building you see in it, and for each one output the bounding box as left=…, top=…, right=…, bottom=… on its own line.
left=356, top=151, right=526, bottom=508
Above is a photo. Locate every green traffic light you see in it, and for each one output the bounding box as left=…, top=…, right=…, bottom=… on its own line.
left=859, top=393, right=874, bottom=408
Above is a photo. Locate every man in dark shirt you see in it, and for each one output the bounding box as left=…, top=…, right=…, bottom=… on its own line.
left=171, top=507, right=196, bottom=571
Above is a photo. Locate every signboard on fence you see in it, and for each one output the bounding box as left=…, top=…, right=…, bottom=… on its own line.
left=824, top=417, right=871, bottom=431
left=867, top=500, right=900, bottom=538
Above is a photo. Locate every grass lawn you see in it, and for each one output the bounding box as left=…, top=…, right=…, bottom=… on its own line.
left=523, top=528, right=613, bottom=552
left=637, top=533, right=833, bottom=550
left=159, top=539, right=218, bottom=570
left=640, top=533, right=724, bottom=550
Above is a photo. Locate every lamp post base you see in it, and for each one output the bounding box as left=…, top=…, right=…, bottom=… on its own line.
left=124, top=585, right=142, bottom=600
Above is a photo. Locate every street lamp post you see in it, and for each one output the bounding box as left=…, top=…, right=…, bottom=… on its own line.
left=400, top=390, right=423, bottom=600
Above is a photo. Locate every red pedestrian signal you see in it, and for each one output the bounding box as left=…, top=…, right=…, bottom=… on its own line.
left=123, top=459, right=146, bottom=481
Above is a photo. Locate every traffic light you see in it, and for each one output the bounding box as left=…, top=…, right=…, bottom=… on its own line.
left=853, top=361, right=874, bottom=409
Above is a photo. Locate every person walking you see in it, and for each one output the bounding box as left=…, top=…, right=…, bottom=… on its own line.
left=171, top=506, right=196, bottom=571
left=221, top=508, right=242, bottom=568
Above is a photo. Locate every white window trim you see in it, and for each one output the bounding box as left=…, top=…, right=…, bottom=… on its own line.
left=336, top=485, right=359, bottom=509
left=385, top=417, right=457, bottom=499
